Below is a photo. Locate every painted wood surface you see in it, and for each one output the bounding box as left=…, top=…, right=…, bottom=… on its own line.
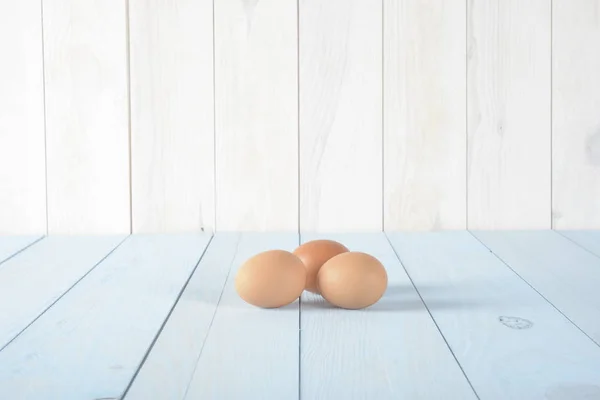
left=43, top=0, right=130, bottom=234
left=467, top=0, right=551, bottom=229
left=0, top=235, right=125, bottom=350
left=123, top=233, right=238, bottom=400
left=559, top=230, right=600, bottom=257
left=183, top=233, right=299, bottom=399
left=2, top=2, right=600, bottom=233
left=473, top=230, right=600, bottom=345
left=0, top=1, right=46, bottom=235
left=129, top=0, right=215, bottom=233
left=0, top=236, right=42, bottom=266
left=300, top=233, right=476, bottom=399
left=383, top=0, right=466, bottom=231
left=387, top=231, right=600, bottom=399
left=0, top=234, right=211, bottom=399
left=214, top=0, right=298, bottom=231
left=299, top=0, right=382, bottom=232
left=553, top=0, right=600, bottom=229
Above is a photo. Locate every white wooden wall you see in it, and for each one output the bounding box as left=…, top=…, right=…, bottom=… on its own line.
left=1, top=0, right=599, bottom=234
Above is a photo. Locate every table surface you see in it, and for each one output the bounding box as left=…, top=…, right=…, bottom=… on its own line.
left=1, top=230, right=600, bottom=400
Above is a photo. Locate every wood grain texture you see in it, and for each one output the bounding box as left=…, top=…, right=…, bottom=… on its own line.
left=0, top=234, right=211, bottom=399
left=123, top=233, right=238, bottom=400
left=129, top=0, right=215, bottom=233
left=0, top=235, right=125, bottom=349
left=214, top=0, right=298, bottom=231
left=0, top=236, right=42, bottom=266
left=553, top=0, right=600, bottom=229
left=299, top=0, right=382, bottom=232
left=184, top=233, right=299, bottom=399
left=384, top=0, right=466, bottom=231
left=467, top=0, right=551, bottom=229
left=0, top=1, right=46, bottom=234
left=473, top=230, right=600, bottom=344
left=43, top=0, right=130, bottom=234
left=300, top=233, right=476, bottom=399
left=559, top=230, right=600, bottom=257
left=387, top=231, right=600, bottom=399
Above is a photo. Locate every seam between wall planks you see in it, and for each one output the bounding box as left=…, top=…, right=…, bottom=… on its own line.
left=297, top=0, right=301, bottom=235
left=212, top=0, right=217, bottom=232
left=297, top=0, right=301, bottom=389
left=381, top=0, right=385, bottom=232
left=125, top=0, right=133, bottom=234
left=465, top=0, right=469, bottom=230
left=550, top=0, right=553, bottom=229
left=40, top=0, right=49, bottom=235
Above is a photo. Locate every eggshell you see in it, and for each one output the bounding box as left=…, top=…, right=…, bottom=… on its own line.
left=317, top=252, right=387, bottom=309
left=235, top=250, right=306, bottom=308
left=292, top=240, right=349, bottom=293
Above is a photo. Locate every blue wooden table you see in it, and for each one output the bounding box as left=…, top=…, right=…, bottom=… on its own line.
left=1, top=231, right=599, bottom=399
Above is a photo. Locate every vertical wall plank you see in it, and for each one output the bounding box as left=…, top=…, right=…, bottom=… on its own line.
left=384, top=0, right=467, bottom=231
left=299, top=0, right=382, bottom=232
left=467, top=0, right=551, bottom=229
left=44, top=0, right=130, bottom=234
left=553, top=0, right=600, bottom=228
left=129, top=0, right=214, bottom=233
left=214, top=0, right=298, bottom=231
left=0, top=1, right=46, bottom=234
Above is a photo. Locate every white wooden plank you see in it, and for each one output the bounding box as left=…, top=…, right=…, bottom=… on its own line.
left=383, top=0, right=466, bottom=231
left=0, top=234, right=211, bottom=400
left=553, top=0, right=600, bottom=229
left=184, top=233, right=299, bottom=399
left=129, top=0, right=215, bottom=233
left=123, top=233, right=238, bottom=400
left=559, top=230, right=600, bottom=257
left=467, top=0, right=551, bottom=229
left=0, top=235, right=125, bottom=350
left=214, top=0, right=298, bottom=231
left=300, top=233, right=476, bottom=399
left=473, top=230, right=600, bottom=345
left=0, top=236, right=42, bottom=265
left=43, top=0, right=130, bottom=234
left=0, top=1, right=46, bottom=234
left=299, top=0, right=382, bottom=232
left=387, top=231, right=600, bottom=399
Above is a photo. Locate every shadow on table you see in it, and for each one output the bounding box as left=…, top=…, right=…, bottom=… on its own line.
left=301, top=284, right=486, bottom=312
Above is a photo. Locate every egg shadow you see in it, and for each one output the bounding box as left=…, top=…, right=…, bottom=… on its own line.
left=301, top=284, right=486, bottom=312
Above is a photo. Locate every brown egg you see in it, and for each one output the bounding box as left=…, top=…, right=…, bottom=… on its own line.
left=317, top=252, right=388, bottom=309
left=293, top=240, right=349, bottom=293
left=235, top=250, right=306, bottom=308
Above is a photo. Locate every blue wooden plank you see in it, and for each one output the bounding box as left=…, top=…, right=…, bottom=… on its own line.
left=300, top=233, right=476, bottom=399
left=182, top=233, right=300, bottom=400
left=0, top=234, right=211, bottom=400
left=388, top=231, right=600, bottom=399
left=0, top=235, right=42, bottom=266
left=474, top=230, right=600, bottom=345
left=0, top=235, right=125, bottom=350
left=559, top=230, right=600, bottom=258
left=123, top=233, right=239, bottom=400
